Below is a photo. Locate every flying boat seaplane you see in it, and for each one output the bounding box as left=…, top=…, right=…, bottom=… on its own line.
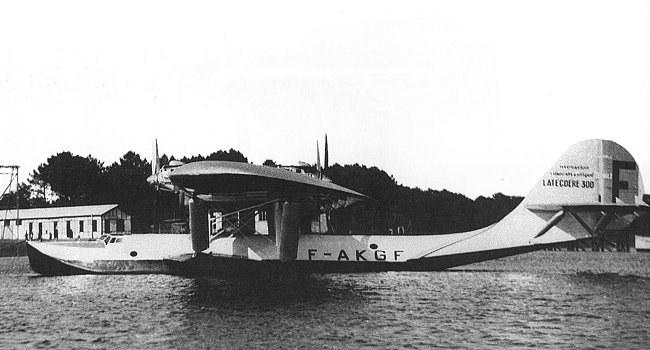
left=27, top=139, right=649, bottom=276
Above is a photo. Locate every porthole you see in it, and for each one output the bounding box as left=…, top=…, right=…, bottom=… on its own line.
left=369, top=243, right=378, bottom=249
left=130, top=251, right=138, bottom=257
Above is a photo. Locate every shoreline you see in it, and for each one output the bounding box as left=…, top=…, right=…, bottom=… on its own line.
left=0, top=256, right=31, bottom=275
left=0, top=239, right=27, bottom=257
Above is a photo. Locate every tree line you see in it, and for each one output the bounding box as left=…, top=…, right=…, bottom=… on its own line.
left=1, top=149, right=537, bottom=234
left=326, top=163, right=524, bottom=234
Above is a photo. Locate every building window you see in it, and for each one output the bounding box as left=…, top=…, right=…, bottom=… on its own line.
left=66, top=221, right=72, bottom=238
left=3, top=220, right=9, bottom=227
left=258, top=211, right=267, bottom=222
left=29, top=222, right=33, bottom=234
left=16, top=219, right=21, bottom=226
left=105, top=219, right=111, bottom=233
left=79, top=221, right=84, bottom=232
left=116, top=219, right=124, bottom=232
left=92, top=220, right=97, bottom=232
left=38, top=222, right=42, bottom=235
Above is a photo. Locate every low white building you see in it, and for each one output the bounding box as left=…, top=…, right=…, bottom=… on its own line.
left=0, top=204, right=131, bottom=240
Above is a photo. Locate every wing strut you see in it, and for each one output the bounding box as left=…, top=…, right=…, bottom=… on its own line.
left=532, top=210, right=566, bottom=239
left=565, top=209, right=616, bottom=237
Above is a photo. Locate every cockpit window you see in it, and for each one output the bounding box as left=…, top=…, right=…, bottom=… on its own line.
left=99, top=234, right=122, bottom=245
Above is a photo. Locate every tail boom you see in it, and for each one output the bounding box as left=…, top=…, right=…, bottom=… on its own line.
left=420, top=140, right=649, bottom=262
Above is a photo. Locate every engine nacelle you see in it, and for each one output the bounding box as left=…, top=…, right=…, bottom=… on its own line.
left=189, top=198, right=209, bottom=253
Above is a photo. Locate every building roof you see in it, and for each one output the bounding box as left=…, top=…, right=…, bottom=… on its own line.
left=0, top=204, right=119, bottom=221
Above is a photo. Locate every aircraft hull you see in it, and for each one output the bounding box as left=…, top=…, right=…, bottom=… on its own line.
left=26, top=234, right=192, bottom=276
left=26, top=233, right=557, bottom=276
left=26, top=243, right=173, bottom=276
left=167, top=244, right=550, bottom=276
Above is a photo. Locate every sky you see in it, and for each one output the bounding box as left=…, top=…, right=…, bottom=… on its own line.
left=1, top=0, right=649, bottom=199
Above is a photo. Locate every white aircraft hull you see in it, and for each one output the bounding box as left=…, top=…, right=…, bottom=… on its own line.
left=25, top=139, right=650, bottom=276
left=25, top=210, right=643, bottom=276
left=25, top=222, right=578, bottom=276
left=27, top=235, right=191, bottom=275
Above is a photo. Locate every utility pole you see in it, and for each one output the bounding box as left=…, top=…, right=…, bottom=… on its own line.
left=1, top=165, right=19, bottom=239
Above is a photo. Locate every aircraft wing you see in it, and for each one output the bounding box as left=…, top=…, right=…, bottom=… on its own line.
left=168, top=161, right=369, bottom=206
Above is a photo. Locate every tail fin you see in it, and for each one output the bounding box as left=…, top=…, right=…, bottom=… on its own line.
left=426, top=140, right=648, bottom=259
left=522, top=140, right=647, bottom=243
left=525, top=139, right=645, bottom=210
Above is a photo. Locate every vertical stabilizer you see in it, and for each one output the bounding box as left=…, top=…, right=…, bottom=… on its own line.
left=525, top=139, right=645, bottom=209
left=424, top=139, right=648, bottom=261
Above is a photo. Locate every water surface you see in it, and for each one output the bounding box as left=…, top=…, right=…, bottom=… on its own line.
left=1, top=251, right=649, bottom=349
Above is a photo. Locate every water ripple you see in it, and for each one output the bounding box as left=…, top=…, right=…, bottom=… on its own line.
left=1, top=252, right=650, bottom=349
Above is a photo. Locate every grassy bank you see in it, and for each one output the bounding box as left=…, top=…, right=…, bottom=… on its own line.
left=0, top=240, right=27, bottom=257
